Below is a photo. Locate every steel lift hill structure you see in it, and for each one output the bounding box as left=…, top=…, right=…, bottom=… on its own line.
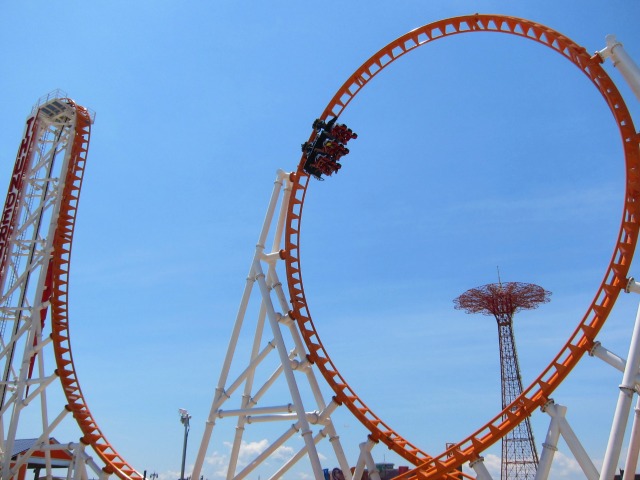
left=1, top=13, right=640, bottom=480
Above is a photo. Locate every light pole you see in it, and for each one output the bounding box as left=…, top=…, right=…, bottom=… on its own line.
left=179, top=409, right=191, bottom=480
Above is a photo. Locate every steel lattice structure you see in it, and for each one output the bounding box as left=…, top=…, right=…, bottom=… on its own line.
left=1, top=13, right=640, bottom=480
left=0, top=91, right=142, bottom=480
left=454, top=282, right=552, bottom=480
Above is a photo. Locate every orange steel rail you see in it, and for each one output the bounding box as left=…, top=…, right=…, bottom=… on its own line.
left=48, top=100, right=142, bottom=480
left=284, top=14, right=640, bottom=479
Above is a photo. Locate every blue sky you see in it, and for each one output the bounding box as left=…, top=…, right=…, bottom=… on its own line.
left=1, top=1, right=640, bottom=480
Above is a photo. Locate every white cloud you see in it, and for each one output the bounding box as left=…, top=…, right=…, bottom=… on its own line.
left=463, top=451, right=590, bottom=480
left=483, top=453, right=501, bottom=478
left=198, top=439, right=298, bottom=478
left=549, top=451, right=589, bottom=479
left=231, top=439, right=270, bottom=463
left=271, top=445, right=296, bottom=461
left=159, top=470, right=181, bottom=480
left=447, top=184, right=618, bottom=223
left=204, top=449, right=230, bottom=479
left=229, top=439, right=296, bottom=466
left=461, top=453, right=501, bottom=479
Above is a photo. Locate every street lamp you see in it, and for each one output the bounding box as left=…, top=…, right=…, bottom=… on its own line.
left=178, top=408, right=191, bottom=480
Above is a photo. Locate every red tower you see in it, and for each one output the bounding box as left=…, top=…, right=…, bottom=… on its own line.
left=454, top=281, right=551, bottom=480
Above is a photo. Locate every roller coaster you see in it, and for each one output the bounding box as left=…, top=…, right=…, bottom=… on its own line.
left=2, top=13, right=640, bottom=480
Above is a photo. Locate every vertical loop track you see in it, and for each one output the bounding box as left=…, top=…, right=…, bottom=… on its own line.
left=283, top=14, right=640, bottom=478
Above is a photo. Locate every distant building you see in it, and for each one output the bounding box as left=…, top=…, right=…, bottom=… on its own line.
left=10, top=438, right=73, bottom=480
left=614, top=472, right=640, bottom=480
left=324, top=463, right=411, bottom=480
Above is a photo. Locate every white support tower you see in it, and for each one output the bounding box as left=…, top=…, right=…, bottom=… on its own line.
left=0, top=91, right=96, bottom=480
left=192, top=170, right=358, bottom=480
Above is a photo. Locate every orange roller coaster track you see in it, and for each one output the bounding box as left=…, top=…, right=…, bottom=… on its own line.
left=48, top=101, right=142, bottom=479
left=284, top=14, right=640, bottom=478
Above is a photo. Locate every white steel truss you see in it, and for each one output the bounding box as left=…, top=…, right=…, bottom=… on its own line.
left=0, top=91, right=96, bottom=480
left=192, top=170, right=360, bottom=480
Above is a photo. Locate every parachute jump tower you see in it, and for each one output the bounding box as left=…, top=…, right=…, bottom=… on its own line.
left=454, top=281, right=552, bottom=480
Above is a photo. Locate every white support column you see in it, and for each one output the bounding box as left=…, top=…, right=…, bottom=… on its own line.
left=253, top=263, right=324, bottom=479
left=357, top=440, right=381, bottom=480
left=598, top=36, right=640, bottom=102
left=192, top=171, right=290, bottom=480
left=192, top=268, right=256, bottom=478
left=227, top=302, right=268, bottom=478
left=194, top=168, right=350, bottom=480
left=81, top=452, right=108, bottom=480
left=329, top=429, right=352, bottom=480
left=601, top=300, right=640, bottom=480
left=352, top=441, right=370, bottom=480
left=623, top=397, right=640, bottom=480
left=469, top=456, right=493, bottom=480
left=536, top=401, right=562, bottom=480
left=591, top=342, right=627, bottom=374
left=72, top=443, right=87, bottom=480
left=540, top=400, right=599, bottom=479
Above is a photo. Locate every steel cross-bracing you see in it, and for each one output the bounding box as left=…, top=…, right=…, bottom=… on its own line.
left=192, top=170, right=358, bottom=480
left=496, top=317, right=539, bottom=480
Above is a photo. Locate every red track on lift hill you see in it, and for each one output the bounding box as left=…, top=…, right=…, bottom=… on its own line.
left=284, top=14, right=640, bottom=479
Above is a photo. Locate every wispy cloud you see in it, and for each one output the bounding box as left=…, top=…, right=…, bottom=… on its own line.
left=201, top=440, right=296, bottom=479
left=464, top=451, right=589, bottom=479
left=444, top=183, right=620, bottom=226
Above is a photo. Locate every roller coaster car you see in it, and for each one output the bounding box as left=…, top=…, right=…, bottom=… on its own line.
left=312, top=117, right=337, bottom=132
left=302, top=118, right=356, bottom=180
left=331, top=124, right=358, bottom=143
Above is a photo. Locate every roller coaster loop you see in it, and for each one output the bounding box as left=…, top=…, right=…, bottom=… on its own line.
left=283, top=13, right=640, bottom=479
